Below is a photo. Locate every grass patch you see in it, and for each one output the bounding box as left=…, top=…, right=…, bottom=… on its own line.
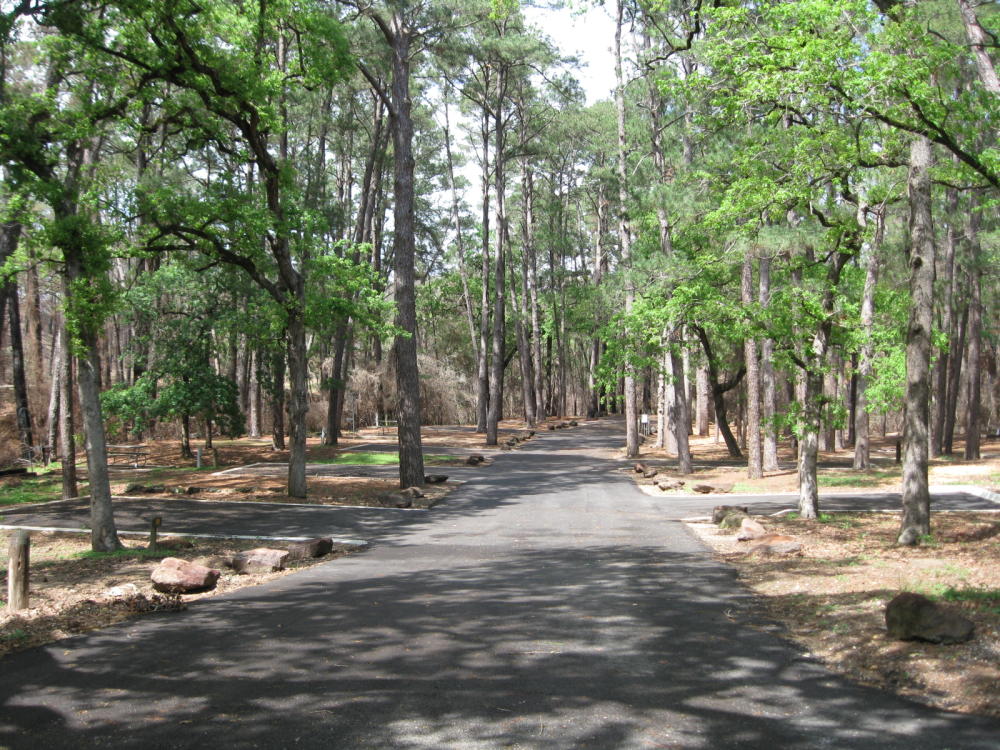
left=74, top=547, right=170, bottom=561
left=818, top=470, right=897, bottom=488
left=939, top=587, right=1000, bottom=614
left=0, top=479, right=62, bottom=506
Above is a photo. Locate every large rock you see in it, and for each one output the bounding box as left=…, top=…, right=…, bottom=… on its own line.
left=232, top=548, right=290, bottom=575
left=400, top=486, right=425, bottom=499
left=424, top=474, right=449, bottom=484
left=693, top=482, right=734, bottom=495
left=634, top=463, right=648, bottom=474
left=712, top=505, right=750, bottom=524
left=657, top=479, right=686, bottom=491
left=642, top=469, right=659, bottom=479
left=885, top=592, right=975, bottom=644
left=736, top=518, right=768, bottom=541
left=151, top=557, right=220, bottom=593
left=719, top=512, right=749, bottom=530
left=378, top=492, right=412, bottom=508
left=466, top=454, right=485, bottom=466
left=287, top=538, right=334, bottom=561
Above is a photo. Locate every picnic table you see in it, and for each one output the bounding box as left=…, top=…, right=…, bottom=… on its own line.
left=107, top=445, right=150, bottom=467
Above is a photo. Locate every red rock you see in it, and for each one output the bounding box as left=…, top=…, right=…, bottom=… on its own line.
left=736, top=518, right=768, bottom=541
left=151, top=557, right=220, bottom=593
left=232, top=548, right=290, bottom=575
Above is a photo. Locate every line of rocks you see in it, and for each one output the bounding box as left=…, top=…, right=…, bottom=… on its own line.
left=149, top=537, right=338, bottom=594
left=710, top=506, right=976, bottom=645
left=633, top=464, right=734, bottom=495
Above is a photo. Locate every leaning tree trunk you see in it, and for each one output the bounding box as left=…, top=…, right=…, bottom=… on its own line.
left=899, top=137, right=935, bottom=546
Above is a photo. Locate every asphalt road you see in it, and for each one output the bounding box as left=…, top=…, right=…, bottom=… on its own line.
left=1, top=420, right=998, bottom=749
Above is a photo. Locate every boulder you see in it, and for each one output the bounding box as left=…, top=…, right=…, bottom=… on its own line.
left=712, top=505, right=750, bottom=524
left=657, top=479, right=686, bottom=491
left=105, top=583, right=140, bottom=598
left=466, top=454, right=485, bottom=466
left=642, top=469, right=658, bottom=479
left=736, top=518, right=768, bottom=541
left=232, top=548, right=290, bottom=575
left=378, top=492, right=413, bottom=509
left=746, top=535, right=801, bottom=558
left=424, top=474, right=449, bottom=484
left=124, top=483, right=166, bottom=494
left=158, top=537, right=195, bottom=550
left=693, top=482, right=734, bottom=494
left=719, top=512, right=749, bottom=530
left=634, top=463, right=648, bottom=474
left=151, top=557, right=220, bottom=593
left=287, top=538, right=334, bottom=561
left=400, top=486, right=425, bottom=499
left=885, top=592, right=975, bottom=644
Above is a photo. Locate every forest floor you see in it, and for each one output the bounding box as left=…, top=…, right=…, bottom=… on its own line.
left=686, top=511, right=1000, bottom=718
left=633, top=432, right=1000, bottom=495
left=0, top=420, right=541, bottom=510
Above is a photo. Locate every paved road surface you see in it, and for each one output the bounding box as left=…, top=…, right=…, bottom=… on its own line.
left=1, top=419, right=998, bottom=748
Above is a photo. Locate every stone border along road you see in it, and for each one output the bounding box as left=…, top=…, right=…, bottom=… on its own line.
left=1, top=418, right=998, bottom=748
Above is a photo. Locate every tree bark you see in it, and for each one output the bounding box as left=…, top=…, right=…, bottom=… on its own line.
left=476, top=99, right=491, bottom=434
left=271, top=350, right=286, bottom=451
left=2, top=223, right=34, bottom=456
left=899, top=137, right=935, bottom=546
left=58, top=312, right=77, bottom=500
left=486, top=97, right=507, bottom=446
left=742, top=256, right=762, bottom=478
left=932, top=188, right=957, bottom=456
left=694, top=326, right=744, bottom=458
left=956, top=0, right=1000, bottom=95
left=385, top=16, right=425, bottom=487
left=759, top=256, right=779, bottom=471
left=964, top=207, right=983, bottom=460
left=854, top=221, right=881, bottom=470
left=286, top=311, right=309, bottom=497
left=615, top=0, right=639, bottom=457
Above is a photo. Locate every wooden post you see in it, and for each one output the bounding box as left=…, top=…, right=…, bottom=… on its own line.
left=7, top=530, right=29, bottom=612
left=149, top=516, right=161, bottom=551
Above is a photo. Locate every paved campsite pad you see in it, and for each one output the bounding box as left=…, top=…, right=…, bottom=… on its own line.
left=1, top=419, right=999, bottom=748
left=0, top=496, right=431, bottom=544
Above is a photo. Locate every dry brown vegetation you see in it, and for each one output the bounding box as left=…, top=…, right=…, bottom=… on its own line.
left=687, top=511, right=1000, bottom=717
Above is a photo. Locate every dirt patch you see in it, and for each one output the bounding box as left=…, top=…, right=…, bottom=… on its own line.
left=686, top=511, right=1000, bottom=717
left=0, top=530, right=359, bottom=658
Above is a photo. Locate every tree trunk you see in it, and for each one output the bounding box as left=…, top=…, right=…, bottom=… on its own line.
left=899, top=137, right=935, bottom=546
left=387, top=20, right=425, bottom=487
left=476, top=102, right=491, bottom=434
left=759, top=256, right=779, bottom=471
left=615, top=0, right=639, bottom=457
left=248, top=349, right=261, bottom=437
left=485, top=103, right=507, bottom=446
left=956, top=0, right=1000, bottom=94
left=286, top=312, right=309, bottom=498
left=742, top=256, right=762, bottom=478
left=271, top=350, right=286, bottom=451
left=696, top=364, right=710, bottom=436
left=670, top=345, right=692, bottom=474
left=2, top=223, right=34, bottom=455
left=58, top=313, right=78, bottom=501
left=46, top=329, right=61, bottom=462
left=964, top=208, right=983, bottom=460
left=932, top=187, right=958, bottom=456
left=854, top=223, right=880, bottom=470
left=943, top=303, right=968, bottom=454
